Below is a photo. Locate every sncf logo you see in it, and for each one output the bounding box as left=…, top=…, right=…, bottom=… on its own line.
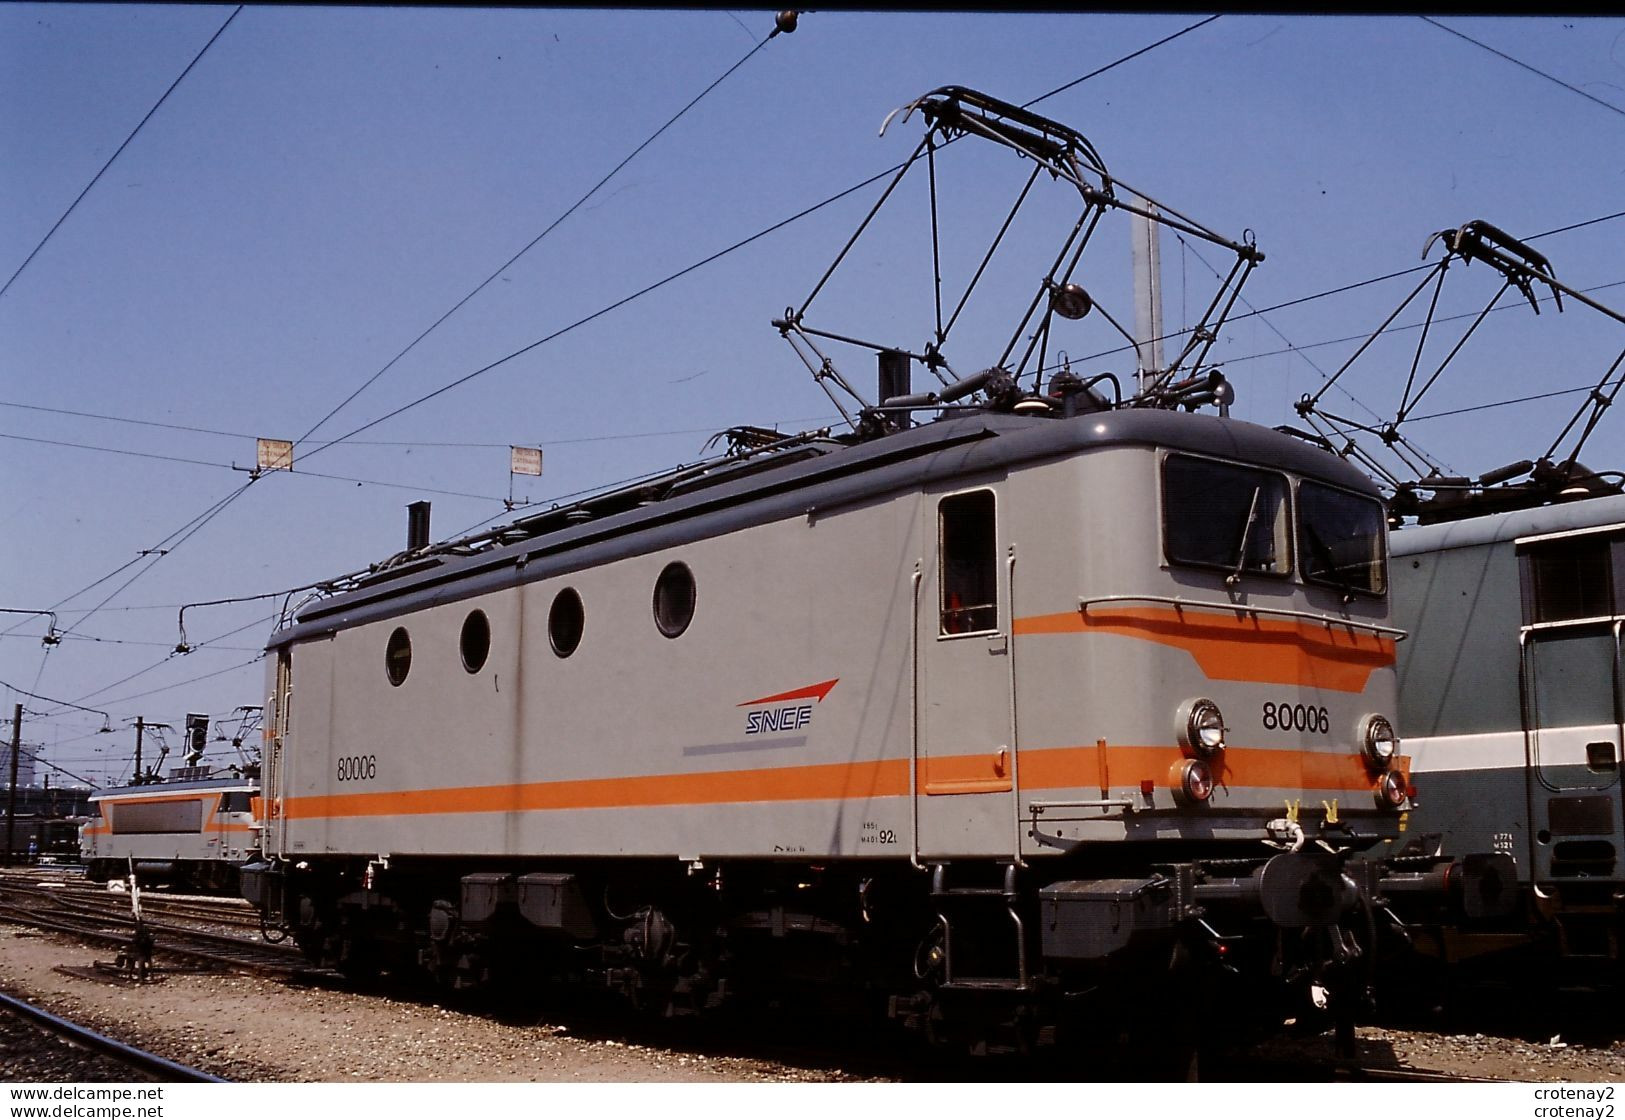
left=746, top=706, right=812, bottom=735
left=738, top=678, right=838, bottom=736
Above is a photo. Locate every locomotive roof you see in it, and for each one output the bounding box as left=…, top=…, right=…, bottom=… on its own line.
left=1390, top=491, right=1625, bottom=558
left=90, top=776, right=260, bottom=800
left=271, top=407, right=1378, bottom=647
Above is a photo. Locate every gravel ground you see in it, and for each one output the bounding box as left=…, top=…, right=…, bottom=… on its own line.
left=1, top=924, right=1621, bottom=1084
left=0, top=927, right=875, bottom=1083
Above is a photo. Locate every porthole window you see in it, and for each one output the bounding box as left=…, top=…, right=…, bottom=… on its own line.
left=384, top=627, right=412, bottom=686
left=652, top=561, right=695, bottom=639
left=549, top=587, right=584, bottom=658
left=460, top=610, right=491, bottom=673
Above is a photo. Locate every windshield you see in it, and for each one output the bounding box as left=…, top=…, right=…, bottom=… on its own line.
left=1162, top=455, right=1291, bottom=577
left=1298, top=480, right=1387, bottom=596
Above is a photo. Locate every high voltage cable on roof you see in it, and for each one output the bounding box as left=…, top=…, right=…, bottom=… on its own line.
left=0, top=6, right=243, bottom=301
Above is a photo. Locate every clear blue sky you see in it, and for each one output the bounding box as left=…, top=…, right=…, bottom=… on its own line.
left=3, top=7, right=1623, bottom=788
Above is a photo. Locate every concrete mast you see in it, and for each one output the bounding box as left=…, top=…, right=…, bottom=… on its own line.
left=1130, top=198, right=1164, bottom=395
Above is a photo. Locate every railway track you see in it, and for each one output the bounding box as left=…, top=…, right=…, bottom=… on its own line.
left=0, top=988, right=227, bottom=1082
left=55, top=887, right=262, bottom=931
left=0, top=867, right=259, bottom=927
left=0, top=878, right=310, bottom=979
left=0, top=871, right=1560, bottom=1083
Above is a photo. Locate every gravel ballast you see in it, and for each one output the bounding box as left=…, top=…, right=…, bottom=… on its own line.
left=1, top=926, right=1621, bottom=1083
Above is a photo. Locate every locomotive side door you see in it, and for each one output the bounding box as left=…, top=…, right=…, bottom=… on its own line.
left=914, top=485, right=1020, bottom=859
left=262, top=650, right=292, bottom=858
left=1517, top=529, right=1624, bottom=886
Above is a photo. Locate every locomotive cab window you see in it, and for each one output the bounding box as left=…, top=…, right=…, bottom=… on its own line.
left=1298, top=480, right=1387, bottom=597
left=1162, top=456, right=1290, bottom=578
left=1524, top=536, right=1615, bottom=623
left=939, top=490, right=998, bottom=635
left=220, top=791, right=253, bottom=814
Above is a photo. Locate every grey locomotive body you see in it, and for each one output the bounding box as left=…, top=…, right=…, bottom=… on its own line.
left=245, top=405, right=1474, bottom=1048
left=82, top=772, right=260, bottom=893
left=1392, top=493, right=1625, bottom=968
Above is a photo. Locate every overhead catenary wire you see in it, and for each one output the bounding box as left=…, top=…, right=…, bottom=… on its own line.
left=0, top=631, right=262, bottom=652
left=75, top=653, right=267, bottom=713
left=297, top=16, right=1230, bottom=459
left=0, top=6, right=243, bottom=301
left=293, top=14, right=792, bottom=450
left=52, top=481, right=259, bottom=641
left=0, top=12, right=798, bottom=676
left=0, top=431, right=513, bottom=503
left=0, top=398, right=837, bottom=452
left=1060, top=213, right=1625, bottom=373
left=1421, top=16, right=1625, bottom=122
left=0, top=739, right=103, bottom=790
left=1201, top=279, right=1625, bottom=372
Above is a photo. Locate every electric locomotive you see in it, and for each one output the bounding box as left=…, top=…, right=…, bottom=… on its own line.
left=82, top=712, right=264, bottom=893
left=243, top=88, right=1491, bottom=1056
left=82, top=770, right=261, bottom=893
left=1392, top=490, right=1625, bottom=977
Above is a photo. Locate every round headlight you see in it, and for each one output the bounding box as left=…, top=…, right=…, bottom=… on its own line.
left=1179, top=698, right=1227, bottom=758
left=1375, top=769, right=1408, bottom=810
left=1361, top=714, right=1398, bottom=770
left=1171, top=758, right=1215, bottom=806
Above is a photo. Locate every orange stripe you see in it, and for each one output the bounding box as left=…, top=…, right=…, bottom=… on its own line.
left=1013, top=607, right=1395, bottom=693
left=285, top=745, right=1394, bottom=821
left=1021, top=744, right=1403, bottom=795
left=286, top=757, right=913, bottom=820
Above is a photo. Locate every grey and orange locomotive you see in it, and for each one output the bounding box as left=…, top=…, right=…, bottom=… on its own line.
left=242, top=88, right=1504, bottom=1059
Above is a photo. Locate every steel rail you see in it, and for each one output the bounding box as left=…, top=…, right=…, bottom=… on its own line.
left=0, top=988, right=227, bottom=1082
left=0, top=893, right=306, bottom=977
